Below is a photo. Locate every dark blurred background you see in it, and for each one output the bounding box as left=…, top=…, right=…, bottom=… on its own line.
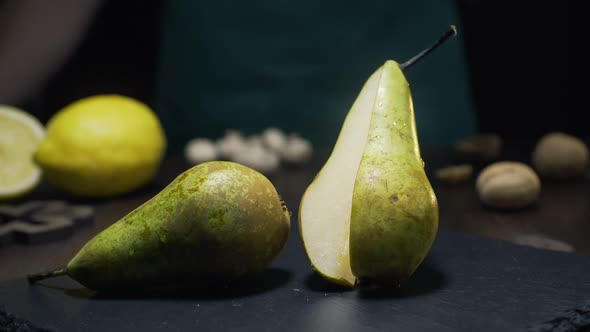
left=456, top=1, right=572, bottom=138
left=4, top=0, right=574, bottom=148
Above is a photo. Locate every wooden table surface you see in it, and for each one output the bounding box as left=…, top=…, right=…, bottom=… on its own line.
left=1, top=145, right=589, bottom=282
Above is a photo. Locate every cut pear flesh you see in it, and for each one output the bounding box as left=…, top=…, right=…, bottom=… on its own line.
left=299, top=67, right=383, bottom=286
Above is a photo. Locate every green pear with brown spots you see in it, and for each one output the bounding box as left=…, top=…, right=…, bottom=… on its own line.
left=28, top=161, right=291, bottom=291
left=300, top=27, right=456, bottom=287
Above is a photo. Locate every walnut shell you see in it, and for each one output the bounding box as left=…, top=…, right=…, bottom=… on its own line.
left=476, top=161, right=541, bottom=209
left=532, top=132, right=589, bottom=180
left=454, top=133, right=502, bottom=161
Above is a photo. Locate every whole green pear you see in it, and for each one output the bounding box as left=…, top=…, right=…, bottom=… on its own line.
left=29, top=161, right=291, bottom=291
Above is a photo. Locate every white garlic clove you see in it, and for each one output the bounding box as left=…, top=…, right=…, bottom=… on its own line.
left=261, top=127, right=287, bottom=153
left=185, top=138, right=219, bottom=165
left=245, top=134, right=264, bottom=148
left=281, top=134, right=313, bottom=165
left=216, top=130, right=246, bottom=160
left=233, top=144, right=280, bottom=174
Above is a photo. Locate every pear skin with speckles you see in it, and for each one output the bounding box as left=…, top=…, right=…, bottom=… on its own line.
left=349, top=62, right=438, bottom=286
left=64, top=161, right=291, bottom=291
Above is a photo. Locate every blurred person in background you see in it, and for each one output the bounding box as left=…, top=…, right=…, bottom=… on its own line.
left=0, top=0, right=102, bottom=106
left=3, top=0, right=520, bottom=153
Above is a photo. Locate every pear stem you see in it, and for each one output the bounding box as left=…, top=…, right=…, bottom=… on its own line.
left=27, top=268, right=67, bottom=283
left=400, top=25, right=457, bottom=71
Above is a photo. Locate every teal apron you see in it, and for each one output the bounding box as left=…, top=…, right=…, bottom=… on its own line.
left=156, top=0, right=475, bottom=153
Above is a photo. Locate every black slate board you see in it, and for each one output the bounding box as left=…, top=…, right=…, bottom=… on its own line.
left=1, top=230, right=589, bottom=332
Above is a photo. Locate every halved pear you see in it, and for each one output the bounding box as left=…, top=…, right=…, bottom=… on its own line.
left=298, top=68, right=381, bottom=286
left=299, top=61, right=438, bottom=287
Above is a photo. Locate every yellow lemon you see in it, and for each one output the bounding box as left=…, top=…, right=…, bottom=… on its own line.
left=0, top=105, right=45, bottom=200
left=34, top=95, right=166, bottom=197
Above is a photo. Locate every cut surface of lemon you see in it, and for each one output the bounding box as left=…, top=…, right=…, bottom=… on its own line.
left=0, top=105, right=45, bottom=200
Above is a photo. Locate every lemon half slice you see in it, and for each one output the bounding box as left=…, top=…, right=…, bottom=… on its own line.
left=0, top=105, right=45, bottom=200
